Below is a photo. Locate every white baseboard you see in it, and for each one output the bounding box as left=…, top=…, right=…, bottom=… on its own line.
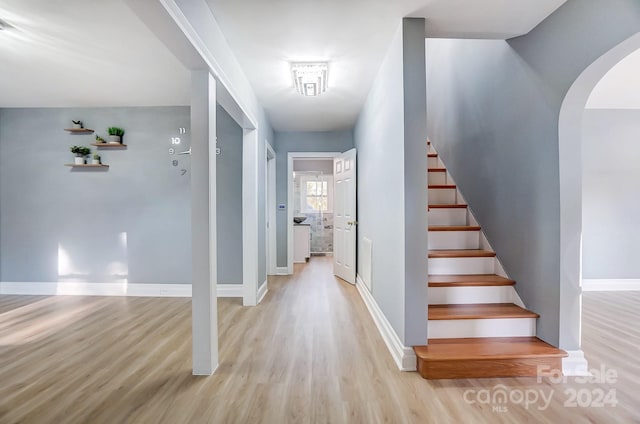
left=0, top=282, right=244, bottom=298
left=0, top=281, right=192, bottom=297
left=582, top=279, right=640, bottom=291
left=355, top=274, right=416, bottom=371
left=257, top=279, right=268, bottom=303
left=216, top=284, right=243, bottom=298
left=563, top=350, right=590, bottom=376
left=275, top=267, right=290, bottom=275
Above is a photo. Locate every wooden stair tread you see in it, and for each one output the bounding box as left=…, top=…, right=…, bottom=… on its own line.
left=428, top=184, right=456, bottom=189
left=429, top=274, right=515, bottom=287
left=428, top=167, right=446, bottom=172
left=414, top=337, right=567, bottom=361
left=428, top=303, right=539, bottom=320
left=428, top=226, right=480, bottom=232
left=428, top=249, right=495, bottom=258
left=428, top=204, right=467, bottom=209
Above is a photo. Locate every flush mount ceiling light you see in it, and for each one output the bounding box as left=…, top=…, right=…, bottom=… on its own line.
left=291, top=62, right=328, bottom=97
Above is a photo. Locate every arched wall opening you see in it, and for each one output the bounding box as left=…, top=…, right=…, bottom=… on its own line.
left=558, top=32, right=640, bottom=367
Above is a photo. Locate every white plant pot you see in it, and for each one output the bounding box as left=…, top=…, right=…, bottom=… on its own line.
left=73, top=124, right=82, bottom=129
left=91, top=159, right=100, bottom=165
left=74, top=157, right=85, bottom=165
left=108, top=135, right=121, bottom=144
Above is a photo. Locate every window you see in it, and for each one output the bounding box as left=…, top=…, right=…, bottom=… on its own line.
left=300, top=175, right=333, bottom=213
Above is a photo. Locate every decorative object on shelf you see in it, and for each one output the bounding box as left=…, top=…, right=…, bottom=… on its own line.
left=72, top=120, right=83, bottom=129
left=91, top=153, right=101, bottom=165
left=107, top=127, right=125, bottom=144
left=293, top=216, right=307, bottom=224
left=95, top=135, right=106, bottom=144
left=70, top=145, right=91, bottom=165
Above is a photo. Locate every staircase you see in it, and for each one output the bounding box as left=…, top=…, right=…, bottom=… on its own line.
left=414, top=141, right=566, bottom=379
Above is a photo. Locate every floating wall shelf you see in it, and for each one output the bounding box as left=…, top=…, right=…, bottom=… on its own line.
left=64, top=164, right=109, bottom=168
left=91, top=143, right=127, bottom=148
left=64, top=128, right=94, bottom=134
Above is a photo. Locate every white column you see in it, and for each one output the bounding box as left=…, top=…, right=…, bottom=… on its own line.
left=191, top=70, right=218, bottom=375
left=242, top=129, right=259, bottom=306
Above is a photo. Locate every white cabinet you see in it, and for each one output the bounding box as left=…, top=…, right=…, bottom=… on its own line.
left=293, top=225, right=311, bottom=263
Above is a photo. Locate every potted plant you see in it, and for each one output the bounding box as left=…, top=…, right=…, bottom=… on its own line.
left=107, top=127, right=125, bottom=143
left=70, top=145, right=91, bottom=165
left=91, top=153, right=101, bottom=165
left=72, top=120, right=83, bottom=129
left=95, top=135, right=106, bottom=144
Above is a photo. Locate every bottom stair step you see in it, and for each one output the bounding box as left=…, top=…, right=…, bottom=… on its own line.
left=413, top=337, right=567, bottom=379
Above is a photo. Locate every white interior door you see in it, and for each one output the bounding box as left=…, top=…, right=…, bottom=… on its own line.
left=333, top=148, right=356, bottom=284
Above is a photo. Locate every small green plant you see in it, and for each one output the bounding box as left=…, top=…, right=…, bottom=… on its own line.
left=107, top=127, right=125, bottom=137
left=70, top=145, right=91, bottom=157
left=72, top=120, right=83, bottom=128
left=95, top=135, right=106, bottom=143
left=93, top=153, right=100, bottom=160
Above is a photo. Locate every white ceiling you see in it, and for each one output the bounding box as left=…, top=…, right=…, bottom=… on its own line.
left=206, top=0, right=566, bottom=131
left=586, top=48, right=640, bottom=109
left=0, top=0, right=567, bottom=131
left=0, top=0, right=190, bottom=108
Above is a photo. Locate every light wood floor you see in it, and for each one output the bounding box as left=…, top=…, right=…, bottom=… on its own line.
left=0, top=257, right=638, bottom=423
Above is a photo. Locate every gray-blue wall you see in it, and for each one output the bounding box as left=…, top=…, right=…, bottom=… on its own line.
left=274, top=130, right=354, bottom=267
left=425, top=0, right=640, bottom=345
left=0, top=107, right=191, bottom=284
left=216, top=105, right=243, bottom=284
left=582, top=109, right=640, bottom=280
left=354, top=18, right=428, bottom=346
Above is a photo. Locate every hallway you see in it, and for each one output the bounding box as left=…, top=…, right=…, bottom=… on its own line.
left=0, top=257, right=638, bottom=423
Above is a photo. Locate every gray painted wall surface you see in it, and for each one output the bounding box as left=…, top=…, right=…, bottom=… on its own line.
left=353, top=24, right=407, bottom=343
left=216, top=105, right=243, bottom=284
left=274, top=130, right=354, bottom=267
left=401, top=18, right=429, bottom=346
left=354, top=19, right=428, bottom=345
left=425, top=0, right=640, bottom=346
left=582, top=109, right=640, bottom=279
left=0, top=107, right=191, bottom=284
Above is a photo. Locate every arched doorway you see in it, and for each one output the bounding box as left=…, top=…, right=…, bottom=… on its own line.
left=558, top=32, right=640, bottom=373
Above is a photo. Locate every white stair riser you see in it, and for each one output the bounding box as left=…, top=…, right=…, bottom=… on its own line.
left=429, top=257, right=495, bottom=275
left=429, top=286, right=515, bottom=305
left=428, top=188, right=456, bottom=204
left=428, top=231, right=480, bottom=250
left=428, top=157, right=440, bottom=168
left=428, top=318, right=537, bottom=338
left=428, top=208, right=467, bottom=226
left=428, top=172, right=447, bottom=185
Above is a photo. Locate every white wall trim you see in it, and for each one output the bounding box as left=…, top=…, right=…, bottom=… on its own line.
left=217, top=284, right=243, bottom=298
left=0, top=282, right=247, bottom=298
left=257, top=279, right=268, bottom=303
left=355, top=275, right=416, bottom=371
left=275, top=267, right=290, bottom=275
left=0, top=282, right=191, bottom=297
left=582, top=279, right=640, bottom=291
left=243, top=129, right=260, bottom=306
left=563, top=350, right=591, bottom=376
left=266, top=142, right=277, bottom=276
